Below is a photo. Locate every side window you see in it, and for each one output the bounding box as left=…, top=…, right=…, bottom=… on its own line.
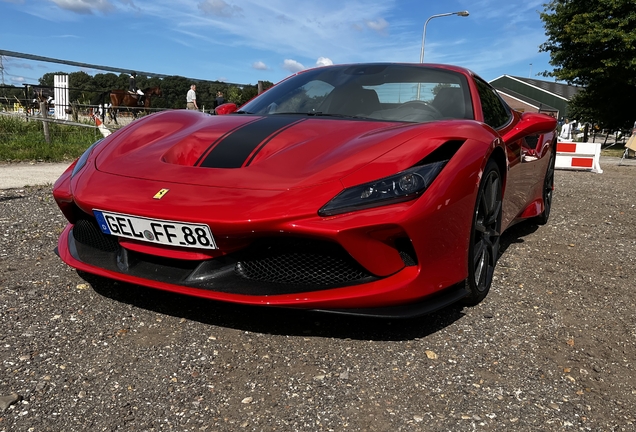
left=474, top=78, right=511, bottom=129
left=524, top=135, right=539, bottom=149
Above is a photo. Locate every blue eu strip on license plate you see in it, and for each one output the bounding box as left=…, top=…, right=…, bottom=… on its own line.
left=93, top=210, right=217, bottom=249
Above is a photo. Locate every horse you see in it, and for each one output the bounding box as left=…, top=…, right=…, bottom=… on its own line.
left=29, top=86, right=55, bottom=115
left=107, top=86, right=162, bottom=124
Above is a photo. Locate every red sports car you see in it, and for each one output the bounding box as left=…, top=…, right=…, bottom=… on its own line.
left=53, top=63, right=556, bottom=317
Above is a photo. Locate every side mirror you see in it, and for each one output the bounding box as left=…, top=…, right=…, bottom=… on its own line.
left=215, top=103, right=238, bottom=115
left=502, top=112, right=557, bottom=143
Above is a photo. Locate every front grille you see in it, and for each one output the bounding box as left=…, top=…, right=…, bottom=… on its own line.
left=67, top=220, right=380, bottom=295
left=235, top=238, right=371, bottom=285
left=73, top=219, right=119, bottom=252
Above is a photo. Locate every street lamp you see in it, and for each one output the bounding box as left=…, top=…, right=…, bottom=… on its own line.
left=419, top=10, right=469, bottom=63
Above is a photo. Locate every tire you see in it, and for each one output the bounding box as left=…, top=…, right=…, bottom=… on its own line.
left=535, top=149, right=556, bottom=225
left=464, top=159, right=503, bottom=306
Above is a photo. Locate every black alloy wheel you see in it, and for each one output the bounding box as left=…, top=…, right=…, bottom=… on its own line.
left=535, top=149, right=556, bottom=225
left=464, top=159, right=502, bottom=306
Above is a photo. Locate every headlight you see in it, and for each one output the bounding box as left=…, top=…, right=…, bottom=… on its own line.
left=71, top=139, right=103, bottom=178
left=319, top=160, right=447, bottom=216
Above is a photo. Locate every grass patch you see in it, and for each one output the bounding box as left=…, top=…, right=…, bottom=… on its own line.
left=601, top=146, right=627, bottom=158
left=0, top=115, right=100, bottom=162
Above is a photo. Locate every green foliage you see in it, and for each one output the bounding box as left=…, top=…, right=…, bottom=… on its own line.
left=0, top=115, right=98, bottom=161
left=157, top=75, right=191, bottom=109
left=260, top=81, right=275, bottom=92
left=0, top=85, right=27, bottom=109
left=92, top=72, right=120, bottom=90
left=540, top=0, right=636, bottom=129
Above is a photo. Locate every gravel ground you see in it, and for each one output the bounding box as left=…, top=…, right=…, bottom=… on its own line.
left=0, top=160, right=635, bottom=431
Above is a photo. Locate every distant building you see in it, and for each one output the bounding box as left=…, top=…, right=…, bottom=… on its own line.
left=489, top=75, right=582, bottom=119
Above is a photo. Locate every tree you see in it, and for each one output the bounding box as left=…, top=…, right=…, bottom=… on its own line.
left=92, top=73, right=120, bottom=92
left=0, top=85, right=26, bottom=109
left=39, top=72, right=61, bottom=87
left=540, top=0, right=636, bottom=129
left=68, top=71, right=95, bottom=104
left=160, top=75, right=192, bottom=109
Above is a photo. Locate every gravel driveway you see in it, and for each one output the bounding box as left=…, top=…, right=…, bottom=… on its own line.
left=1, top=159, right=635, bottom=431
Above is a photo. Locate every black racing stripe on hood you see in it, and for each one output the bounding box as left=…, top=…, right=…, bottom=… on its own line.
left=194, top=117, right=262, bottom=167
left=198, top=116, right=305, bottom=168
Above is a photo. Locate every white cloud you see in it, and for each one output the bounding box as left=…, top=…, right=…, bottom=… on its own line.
left=282, top=59, right=305, bottom=73
left=365, top=17, right=388, bottom=33
left=51, top=0, right=115, bottom=14
left=10, top=76, right=25, bottom=84
left=252, top=61, right=268, bottom=70
left=173, top=1, right=398, bottom=61
left=198, top=0, right=243, bottom=17
left=316, top=57, right=333, bottom=67
left=118, top=0, right=140, bottom=12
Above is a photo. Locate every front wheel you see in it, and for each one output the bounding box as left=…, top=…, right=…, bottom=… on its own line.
left=535, top=149, right=556, bottom=225
left=464, top=160, right=503, bottom=306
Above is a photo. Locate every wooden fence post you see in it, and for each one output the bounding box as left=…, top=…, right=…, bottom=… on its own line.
left=40, top=102, right=51, bottom=144
left=71, top=101, right=79, bottom=122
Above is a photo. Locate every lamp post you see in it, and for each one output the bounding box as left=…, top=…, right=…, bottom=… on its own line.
left=419, top=10, right=469, bottom=63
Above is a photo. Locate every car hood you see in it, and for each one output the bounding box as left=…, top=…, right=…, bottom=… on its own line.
left=96, top=110, right=435, bottom=191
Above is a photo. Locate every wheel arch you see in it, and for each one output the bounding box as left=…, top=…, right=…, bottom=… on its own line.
left=489, top=145, right=507, bottom=187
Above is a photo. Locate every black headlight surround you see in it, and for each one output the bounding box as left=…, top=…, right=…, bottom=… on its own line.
left=318, top=160, right=447, bottom=217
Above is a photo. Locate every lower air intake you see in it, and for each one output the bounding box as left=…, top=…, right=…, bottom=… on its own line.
left=235, top=238, right=372, bottom=285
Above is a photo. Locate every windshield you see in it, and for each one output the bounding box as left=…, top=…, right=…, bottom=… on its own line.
left=240, top=64, right=474, bottom=123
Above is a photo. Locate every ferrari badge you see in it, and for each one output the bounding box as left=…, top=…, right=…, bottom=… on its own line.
left=153, top=188, right=169, bottom=199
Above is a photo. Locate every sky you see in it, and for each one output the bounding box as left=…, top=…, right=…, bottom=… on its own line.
left=0, top=0, right=555, bottom=87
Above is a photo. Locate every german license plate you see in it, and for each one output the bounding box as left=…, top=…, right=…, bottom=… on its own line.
left=93, top=210, right=217, bottom=249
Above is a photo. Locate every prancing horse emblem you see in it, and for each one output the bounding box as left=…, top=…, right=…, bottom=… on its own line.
left=153, top=188, right=169, bottom=199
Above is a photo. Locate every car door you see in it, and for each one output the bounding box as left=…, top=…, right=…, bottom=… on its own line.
left=473, top=78, right=528, bottom=228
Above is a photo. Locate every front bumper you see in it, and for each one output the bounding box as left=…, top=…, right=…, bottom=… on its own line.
left=56, top=220, right=453, bottom=313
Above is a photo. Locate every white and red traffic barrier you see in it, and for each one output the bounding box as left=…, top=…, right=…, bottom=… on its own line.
left=555, top=141, right=603, bottom=174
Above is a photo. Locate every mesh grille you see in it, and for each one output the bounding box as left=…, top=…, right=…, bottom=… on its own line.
left=73, top=219, right=119, bottom=252
left=399, top=250, right=417, bottom=266
left=395, top=237, right=418, bottom=267
left=235, top=238, right=372, bottom=286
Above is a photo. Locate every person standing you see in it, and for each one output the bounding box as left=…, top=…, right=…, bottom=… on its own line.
left=215, top=91, right=225, bottom=108
left=129, top=72, right=144, bottom=106
left=559, top=118, right=572, bottom=141
left=186, top=84, right=198, bottom=110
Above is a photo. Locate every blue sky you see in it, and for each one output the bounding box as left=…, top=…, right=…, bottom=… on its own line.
left=1, top=0, right=554, bottom=86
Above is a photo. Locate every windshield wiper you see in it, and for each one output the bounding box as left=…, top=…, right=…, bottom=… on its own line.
left=270, top=112, right=366, bottom=119
left=269, top=112, right=313, bottom=115
left=311, top=112, right=365, bottom=119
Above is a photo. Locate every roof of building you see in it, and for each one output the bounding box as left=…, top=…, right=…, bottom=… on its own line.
left=490, top=75, right=583, bottom=100
left=494, top=86, right=559, bottom=112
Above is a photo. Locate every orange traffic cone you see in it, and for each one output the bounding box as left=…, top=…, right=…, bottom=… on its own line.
left=92, top=112, right=111, bottom=137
